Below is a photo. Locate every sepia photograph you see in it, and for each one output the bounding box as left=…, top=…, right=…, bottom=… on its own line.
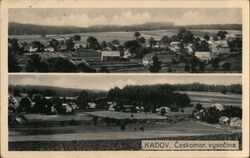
left=8, top=8, right=242, bottom=73
left=8, top=74, right=242, bottom=151
left=1, top=0, right=249, bottom=158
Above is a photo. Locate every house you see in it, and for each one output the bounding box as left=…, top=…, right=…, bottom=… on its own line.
left=60, top=45, right=67, bottom=51
left=69, top=102, right=78, bottom=110
left=88, top=102, right=96, bottom=109
left=45, top=46, right=55, bottom=52
left=211, top=41, right=230, bottom=55
left=157, top=107, right=171, bottom=115
left=211, top=103, right=224, bottom=111
left=108, top=102, right=116, bottom=111
left=123, top=49, right=132, bottom=59
left=62, top=103, right=72, bottom=113
left=28, top=46, right=38, bottom=53
left=169, top=42, right=181, bottom=53
left=142, top=53, right=155, bottom=66
left=74, top=43, right=82, bottom=49
left=219, top=116, right=230, bottom=124
left=101, top=51, right=121, bottom=61
left=229, top=117, right=242, bottom=128
left=226, top=34, right=236, bottom=42
left=193, top=109, right=206, bottom=120
left=195, top=51, right=212, bottom=62
left=8, top=95, right=19, bottom=111
left=123, top=105, right=134, bottom=112
left=186, top=44, right=193, bottom=55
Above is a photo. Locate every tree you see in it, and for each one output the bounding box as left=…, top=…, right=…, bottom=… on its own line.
left=138, top=36, right=146, bottom=43
left=31, top=41, right=44, bottom=52
left=204, top=34, right=210, bottom=41
left=185, top=62, right=190, bottom=72
left=189, top=56, right=199, bottom=71
left=77, top=90, right=89, bottom=109
left=160, top=35, right=171, bottom=45
left=47, top=57, right=77, bottom=72
left=195, top=103, right=203, bottom=111
left=204, top=107, right=221, bottom=124
left=134, top=31, right=141, bottom=39
left=49, top=39, right=59, bottom=49
left=101, top=41, right=108, bottom=49
left=177, top=28, right=194, bottom=43
left=73, top=35, right=81, bottom=41
left=27, top=54, right=48, bottom=72
left=8, top=38, right=19, bottom=51
left=111, top=39, right=120, bottom=45
left=199, top=40, right=210, bottom=51
left=217, top=31, right=228, bottom=40
left=87, top=36, right=100, bottom=50
left=198, top=61, right=205, bottom=72
left=149, top=55, right=162, bottom=73
left=107, top=87, right=122, bottom=100
left=124, top=40, right=140, bottom=49
left=211, top=57, right=220, bottom=70
left=213, top=36, right=218, bottom=41
left=65, top=38, right=74, bottom=50
left=182, top=31, right=194, bottom=43
left=18, top=97, right=32, bottom=113
left=8, top=52, right=21, bottom=72
left=160, top=108, right=166, bottom=116
left=222, top=62, right=231, bottom=71
left=171, top=35, right=178, bottom=42
left=149, top=37, right=157, bottom=47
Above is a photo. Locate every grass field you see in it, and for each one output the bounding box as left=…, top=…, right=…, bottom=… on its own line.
left=178, top=91, right=242, bottom=107
left=9, top=133, right=242, bottom=151
left=9, top=29, right=242, bottom=45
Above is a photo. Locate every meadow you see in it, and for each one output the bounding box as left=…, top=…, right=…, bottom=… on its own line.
left=9, top=29, right=242, bottom=45
left=178, top=91, right=242, bottom=107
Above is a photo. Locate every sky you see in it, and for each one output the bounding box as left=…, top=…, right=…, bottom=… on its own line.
left=9, top=8, right=242, bottom=27
left=9, top=75, right=242, bottom=91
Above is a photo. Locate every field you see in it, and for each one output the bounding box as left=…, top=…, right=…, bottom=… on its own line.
left=9, top=29, right=242, bottom=45
left=9, top=133, right=242, bottom=151
left=178, top=91, right=242, bottom=107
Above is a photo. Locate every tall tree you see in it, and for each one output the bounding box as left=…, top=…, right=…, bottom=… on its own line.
left=134, top=31, right=141, bottom=39
left=149, top=37, right=157, bottom=47
left=149, top=55, right=162, bottom=73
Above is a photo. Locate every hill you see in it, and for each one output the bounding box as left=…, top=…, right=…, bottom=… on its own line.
left=9, top=22, right=242, bottom=35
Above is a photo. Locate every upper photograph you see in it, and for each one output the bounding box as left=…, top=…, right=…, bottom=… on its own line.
left=8, top=8, right=242, bottom=73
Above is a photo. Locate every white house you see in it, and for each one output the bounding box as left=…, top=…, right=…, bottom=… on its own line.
left=195, top=51, right=212, bottom=62
left=186, top=44, right=193, bottom=55
left=101, top=51, right=121, bottom=61
left=229, top=117, right=242, bottom=128
left=211, top=103, right=224, bottom=111
left=62, top=103, right=72, bottom=113
left=88, top=102, right=96, bottom=109
left=157, top=107, right=171, bottom=115
left=142, top=53, right=155, bottom=66
left=219, top=116, right=230, bottom=124
left=123, top=49, right=132, bottom=59
left=45, top=46, right=55, bottom=52
left=28, top=46, right=38, bottom=53
left=169, top=42, right=181, bottom=52
left=226, top=34, right=236, bottom=42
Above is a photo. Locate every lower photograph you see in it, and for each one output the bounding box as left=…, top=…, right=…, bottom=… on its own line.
left=8, top=74, right=242, bottom=151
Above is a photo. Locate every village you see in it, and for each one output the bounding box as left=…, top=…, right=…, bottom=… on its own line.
left=8, top=83, right=242, bottom=132
left=8, top=28, right=242, bottom=73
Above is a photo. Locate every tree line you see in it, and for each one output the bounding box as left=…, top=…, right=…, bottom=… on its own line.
left=9, top=22, right=242, bottom=35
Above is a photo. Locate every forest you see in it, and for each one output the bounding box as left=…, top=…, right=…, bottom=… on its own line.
left=9, top=22, right=242, bottom=35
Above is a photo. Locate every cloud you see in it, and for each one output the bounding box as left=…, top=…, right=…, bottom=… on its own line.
left=11, top=11, right=152, bottom=27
